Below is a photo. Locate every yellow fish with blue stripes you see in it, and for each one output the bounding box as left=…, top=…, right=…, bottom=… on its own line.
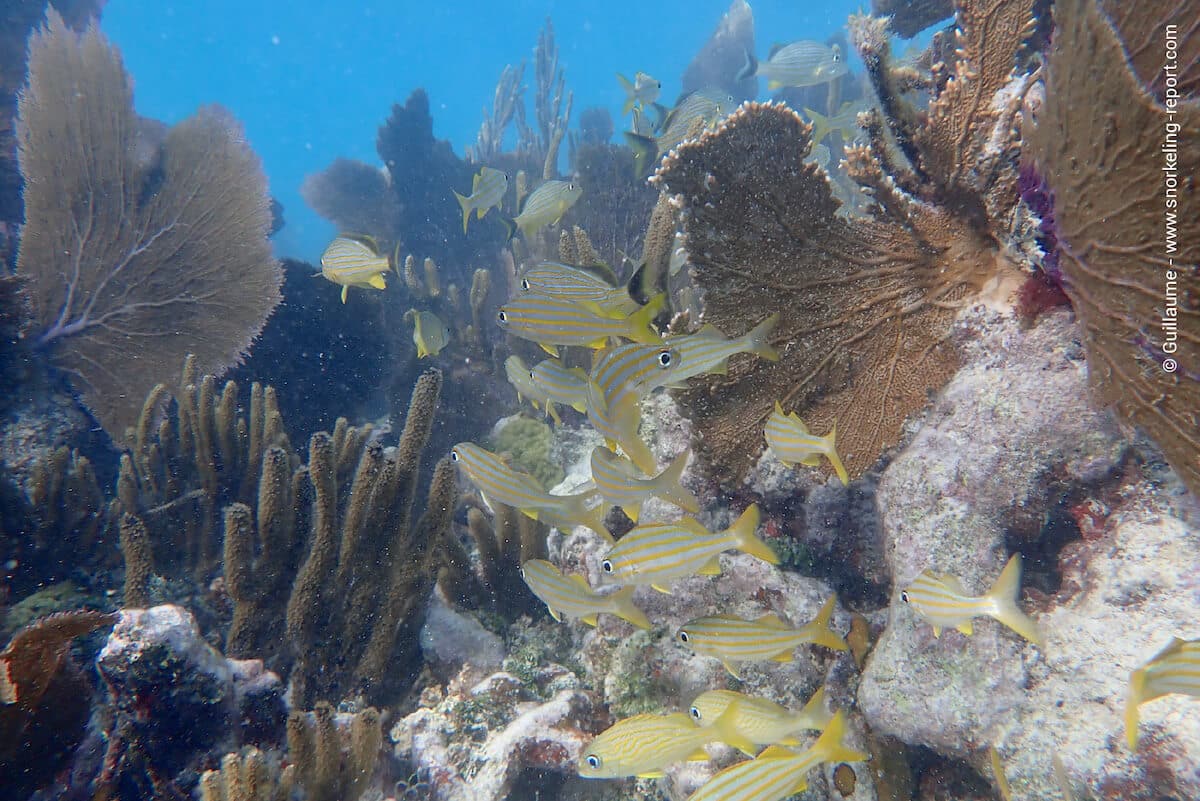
left=589, top=447, right=699, bottom=523
left=520, top=559, right=649, bottom=629
left=688, top=688, right=833, bottom=753
left=518, top=262, right=641, bottom=317
left=578, top=704, right=755, bottom=779
left=453, top=166, right=508, bottom=233
left=685, top=711, right=866, bottom=801
left=900, top=553, right=1044, bottom=647
left=585, top=375, right=657, bottom=475
left=678, top=595, right=847, bottom=678
left=505, top=355, right=555, bottom=420
left=410, top=309, right=451, bottom=359
left=529, top=358, right=590, bottom=422
left=497, top=293, right=664, bottom=356
left=584, top=340, right=683, bottom=473
left=319, top=234, right=394, bottom=304
left=1126, top=636, right=1200, bottom=749
left=664, top=315, right=780, bottom=385
left=512, top=179, right=582, bottom=240
left=764, top=401, right=850, bottom=486
left=599, top=504, right=776, bottom=593
left=450, top=442, right=612, bottom=542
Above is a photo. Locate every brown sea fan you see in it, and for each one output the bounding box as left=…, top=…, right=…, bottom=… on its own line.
left=16, top=10, right=281, bottom=440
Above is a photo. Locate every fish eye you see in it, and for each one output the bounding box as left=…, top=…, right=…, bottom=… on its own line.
left=689, top=706, right=702, bottom=721
left=450, top=449, right=460, bottom=462
left=585, top=754, right=601, bottom=769
left=530, top=371, right=537, bottom=380
left=601, top=559, right=613, bottom=573
left=521, top=278, right=531, bottom=291
left=657, top=350, right=672, bottom=367
left=679, top=630, right=690, bottom=643
left=900, top=590, right=909, bottom=603
left=569, top=182, right=577, bottom=190
left=497, top=310, right=508, bottom=323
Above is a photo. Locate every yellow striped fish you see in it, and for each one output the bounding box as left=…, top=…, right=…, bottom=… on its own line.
left=689, top=688, right=833, bottom=753
left=599, top=504, right=777, bottom=593
left=585, top=377, right=657, bottom=475
left=900, top=553, right=1044, bottom=647
left=320, top=234, right=393, bottom=304
left=589, top=447, right=699, bottom=523
left=617, top=70, right=661, bottom=114
left=453, top=166, right=508, bottom=233
left=518, top=262, right=641, bottom=317
left=737, top=41, right=848, bottom=91
left=764, top=401, right=850, bottom=486
left=497, top=293, right=664, bottom=356
left=513, top=180, right=582, bottom=240
left=1126, top=636, right=1200, bottom=749
left=685, top=711, right=866, bottom=801
left=584, top=339, right=682, bottom=473
left=678, top=595, right=847, bottom=678
left=665, top=315, right=780, bottom=384
left=505, top=355, right=557, bottom=421
left=520, top=559, right=650, bottom=629
left=625, top=89, right=735, bottom=175
left=529, top=358, right=590, bottom=421
left=411, top=310, right=451, bottom=359
left=578, top=705, right=755, bottom=779
left=450, top=442, right=612, bottom=543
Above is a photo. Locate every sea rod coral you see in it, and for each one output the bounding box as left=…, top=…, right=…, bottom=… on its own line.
left=15, top=11, right=281, bottom=441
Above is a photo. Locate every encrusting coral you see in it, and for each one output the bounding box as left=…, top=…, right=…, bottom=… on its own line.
left=1027, top=0, right=1200, bottom=497
left=654, top=0, right=1036, bottom=483
left=15, top=11, right=281, bottom=441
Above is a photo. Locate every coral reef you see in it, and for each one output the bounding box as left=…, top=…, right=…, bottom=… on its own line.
left=489, top=415, right=563, bottom=489
left=681, top=0, right=757, bottom=102
left=1027, top=0, right=1200, bottom=497
left=655, top=0, right=1037, bottom=484
left=438, top=503, right=548, bottom=618
left=0, top=609, right=116, bottom=798
left=299, top=158, right=400, bottom=243
left=16, top=11, right=281, bottom=441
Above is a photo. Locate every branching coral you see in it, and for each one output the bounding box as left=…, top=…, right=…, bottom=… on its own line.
left=439, top=503, right=548, bottom=619
left=1028, top=0, right=1200, bottom=495
left=15, top=11, right=281, bottom=441
left=655, top=0, right=1034, bottom=483
left=299, top=158, right=399, bottom=243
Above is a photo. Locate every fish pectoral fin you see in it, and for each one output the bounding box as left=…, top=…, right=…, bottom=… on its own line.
left=651, top=584, right=673, bottom=595
left=697, top=557, right=722, bottom=576
left=956, top=621, right=974, bottom=636
left=931, top=626, right=943, bottom=638
left=581, top=614, right=599, bottom=627
left=539, top=343, right=561, bottom=357
left=547, top=607, right=562, bottom=622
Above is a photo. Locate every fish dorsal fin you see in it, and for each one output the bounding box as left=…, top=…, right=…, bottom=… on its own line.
left=341, top=232, right=382, bottom=254
left=756, top=612, right=788, bottom=629
left=786, top=412, right=810, bottom=433
left=570, top=574, right=592, bottom=591
left=695, top=323, right=727, bottom=340
left=942, top=575, right=970, bottom=596
left=759, top=745, right=795, bottom=759
left=768, top=42, right=787, bottom=58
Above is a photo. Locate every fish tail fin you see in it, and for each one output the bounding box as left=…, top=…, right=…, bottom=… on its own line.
left=802, top=595, right=848, bottom=651
left=986, top=553, right=1044, bottom=647
left=808, top=711, right=867, bottom=765
left=1126, top=668, right=1147, bottom=749
left=728, top=503, right=778, bottom=564
left=453, top=189, right=472, bottom=234
left=624, top=293, right=665, bottom=344
left=624, top=260, right=651, bottom=306
left=655, top=449, right=701, bottom=513
left=617, top=73, right=637, bottom=115
left=610, top=585, right=650, bottom=630
left=803, top=107, right=831, bottom=146
left=744, top=313, right=781, bottom=361
left=736, top=47, right=758, bottom=82
left=576, top=499, right=614, bottom=544
left=823, top=424, right=850, bottom=486
left=624, top=131, right=656, bottom=175
left=798, top=686, right=834, bottom=731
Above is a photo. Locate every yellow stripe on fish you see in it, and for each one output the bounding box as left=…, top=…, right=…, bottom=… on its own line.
left=739, top=41, right=848, bottom=91
left=1126, top=636, right=1200, bottom=749
left=590, top=335, right=680, bottom=407
left=497, top=292, right=663, bottom=355
left=520, top=559, right=649, bottom=629
left=320, top=234, right=392, bottom=304
left=689, top=688, right=833, bottom=753
left=530, top=358, right=590, bottom=418
left=685, top=711, right=866, bottom=801
left=678, top=595, right=847, bottom=678
left=599, top=504, right=776, bottom=593
left=590, top=447, right=699, bottom=522
left=519, top=262, right=641, bottom=317
left=578, top=704, right=756, bottom=779
left=453, top=166, right=508, bottom=233
left=665, top=315, right=780, bottom=384
left=585, top=377, right=658, bottom=475
left=513, top=179, right=583, bottom=239
left=900, top=553, right=1044, bottom=647
left=450, top=442, right=612, bottom=542
left=505, top=355, right=558, bottom=422
left=764, top=401, right=849, bottom=486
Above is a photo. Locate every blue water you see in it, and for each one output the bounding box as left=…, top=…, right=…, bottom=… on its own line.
left=102, top=1, right=862, bottom=263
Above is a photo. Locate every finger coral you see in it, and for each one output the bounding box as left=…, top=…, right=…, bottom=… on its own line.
left=1028, top=0, right=1200, bottom=495
left=655, top=0, right=1036, bottom=483
left=15, top=11, right=281, bottom=441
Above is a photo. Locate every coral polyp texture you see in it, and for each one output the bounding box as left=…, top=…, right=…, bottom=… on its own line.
left=654, top=0, right=1036, bottom=484
left=15, top=11, right=281, bottom=441
left=1028, top=0, right=1200, bottom=496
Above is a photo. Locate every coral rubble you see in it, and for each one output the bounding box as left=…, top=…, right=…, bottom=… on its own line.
left=1028, top=0, right=1200, bottom=497
left=15, top=11, right=281, bottom=441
